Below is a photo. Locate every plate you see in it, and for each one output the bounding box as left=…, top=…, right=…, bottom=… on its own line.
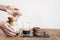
left=21, top=32, right=49, bottom=38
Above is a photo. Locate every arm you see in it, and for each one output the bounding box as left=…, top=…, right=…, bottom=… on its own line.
left=0, top=5, right=22, bottom=36
left=0, top=4, right=7, bottom=11
left=0, top=4, right=22, bottom=16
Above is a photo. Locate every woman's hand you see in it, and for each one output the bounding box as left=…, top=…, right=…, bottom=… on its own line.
left=0, top=5, right=22, bottom=16
left=5, top=6, right=22, bottom=16
left=0, top=21, right=16, bottom=37
left=0, top=5, right=22, bottom=36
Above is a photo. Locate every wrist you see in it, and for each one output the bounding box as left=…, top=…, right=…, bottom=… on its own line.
left=0, top=5, right=9, bottom=12
left=0, top=5, right=6, bottom=11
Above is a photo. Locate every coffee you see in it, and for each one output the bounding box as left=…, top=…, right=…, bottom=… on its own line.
left=23, top=30, right=30, bottom=34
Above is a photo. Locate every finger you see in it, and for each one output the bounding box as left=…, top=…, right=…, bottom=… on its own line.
left=2, top=28, right=16, bottom=36
left=4, top=30, right=16, bottom=37
left=7, top=6, right=14, bottom=10
left=7, top=23, right=14, bottom=30
left=5, top=30, right=16, bottom=36
left=3, top=29, right=12, bottom=36
left=13, top=12, right=22, bottom=17
left=7, top=6, right=19, bottom=10
left=6, top=27, right=16, bottom=34
left=6, top=9, right=12, bottom=14
left=5, top=29, right=16, bottom=36
left=2, top=28, right=13, bottom=36
left=14, top=8, right=20, bottom=10
left=4, top=24, right=16, bottom=34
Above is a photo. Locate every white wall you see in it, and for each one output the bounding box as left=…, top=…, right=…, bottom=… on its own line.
left=0, top=0, right=60, bottom=30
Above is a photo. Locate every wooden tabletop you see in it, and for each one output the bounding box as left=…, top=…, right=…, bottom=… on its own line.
left=0, top=29, right=60, bottom=40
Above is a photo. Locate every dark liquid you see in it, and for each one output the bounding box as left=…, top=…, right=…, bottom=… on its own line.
left=23, top=30, right=30, bottom=34
left=16, top=33, right=19, bottom=35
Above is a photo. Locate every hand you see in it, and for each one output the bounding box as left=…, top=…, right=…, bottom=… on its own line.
left=0, top=21, right=16, bottom=37
left=5, top=6, right=22, bottom=16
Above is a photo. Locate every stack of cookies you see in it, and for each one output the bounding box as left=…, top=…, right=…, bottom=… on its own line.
left=32, top=27, right=40, bottom=36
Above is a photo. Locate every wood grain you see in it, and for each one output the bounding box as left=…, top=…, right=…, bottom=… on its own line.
left=0, top=29, right=60, bottom=40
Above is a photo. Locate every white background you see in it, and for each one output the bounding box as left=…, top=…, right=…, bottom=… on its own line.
left=0, top=0, right=60, bottom=30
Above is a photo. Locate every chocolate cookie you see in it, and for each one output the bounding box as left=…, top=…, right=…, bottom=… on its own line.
left=33, top=27, right=40, bottom=32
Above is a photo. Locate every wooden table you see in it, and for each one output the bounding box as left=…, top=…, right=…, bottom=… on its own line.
left=0, top=29, right=60, bottom=40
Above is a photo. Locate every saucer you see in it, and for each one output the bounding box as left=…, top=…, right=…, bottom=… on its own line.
left=21, top=32, right=49, bottom=37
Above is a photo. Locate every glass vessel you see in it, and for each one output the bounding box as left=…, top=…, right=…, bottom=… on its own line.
left=22, top=22, right=31, bottom=34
